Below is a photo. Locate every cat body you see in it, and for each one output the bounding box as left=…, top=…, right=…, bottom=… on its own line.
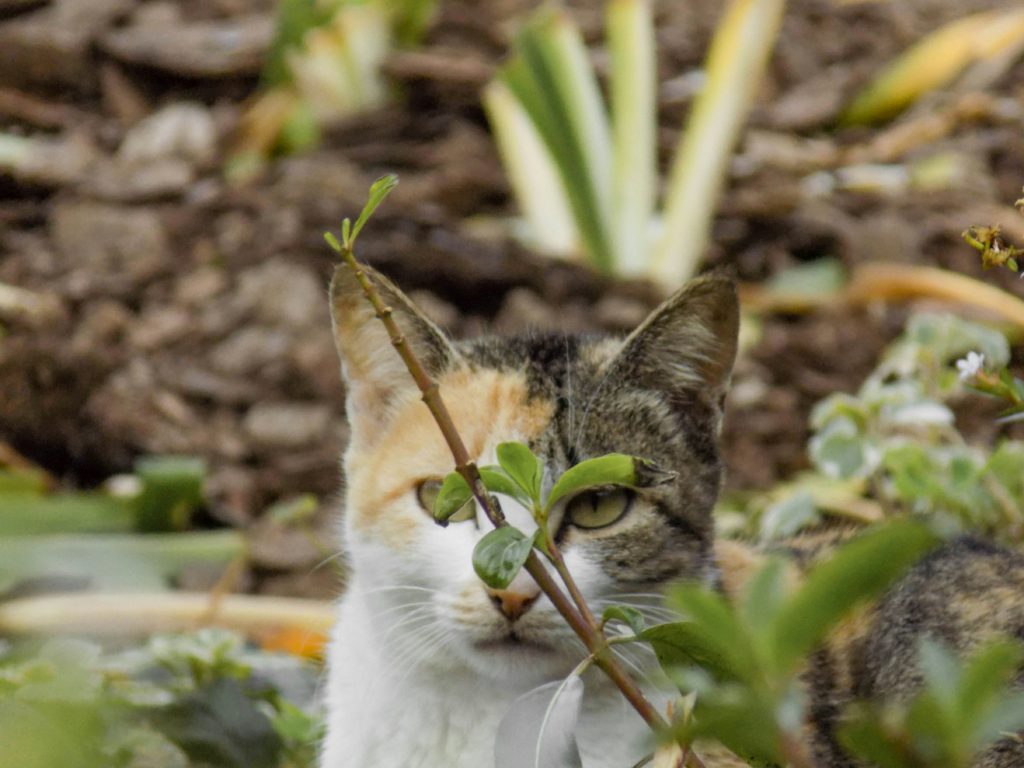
left=322, top=264, right=1024, bottom=768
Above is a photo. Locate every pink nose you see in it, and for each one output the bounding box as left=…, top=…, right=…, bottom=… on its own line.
left=485, top=586, right=540, bottom=622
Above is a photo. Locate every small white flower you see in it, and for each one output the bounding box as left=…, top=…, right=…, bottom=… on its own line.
left=956, top=351, right=985, bottom=381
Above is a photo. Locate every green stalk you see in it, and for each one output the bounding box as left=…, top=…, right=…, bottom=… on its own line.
left=652, top=0, right=786, bottom=287
left=482, top=81, right=578, bottom=255
left=608, top=0, right=656, bottom=277
left=0, top=530, right=246, bottom=592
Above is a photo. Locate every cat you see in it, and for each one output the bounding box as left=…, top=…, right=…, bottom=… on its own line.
left=321, top=264, right=1024, bottom=768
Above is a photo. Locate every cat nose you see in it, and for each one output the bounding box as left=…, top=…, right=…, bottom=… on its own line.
left=485, top=585, right=541, bottom=622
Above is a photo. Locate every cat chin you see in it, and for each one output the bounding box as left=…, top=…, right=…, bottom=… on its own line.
left=456, top=634, right=578, bottom=684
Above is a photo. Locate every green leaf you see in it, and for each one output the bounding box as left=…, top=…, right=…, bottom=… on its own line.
left=433, top=472, right=473, bottom=524
left=972, top=691, right=1024, bottom=752
left=472, top=526, right=536, bottom=589
left=670, top=670, right=782, bottom=766
left=739, top=557, right=790, bottom=634
left=0, top=492, right=133, bottom=536
left=496, top=442, right=543, bottom=503
left=652, top=0, right=786, bottom=285
left=498, top=8, right=615, bottom=271
left=643, top=584, right=760, bottom=685
left=153, top=678, right=283, bottom=768
left=957, top=641, right=1024, bottom=738
left=348, top=174, right=398, bottom=246
left=601, top=605, right=646, bottom=636
left=133, top=456, right=206, bottom=532
left=839, top=707, right=919, bottom=768
left=607, top=0, right=656, bottom=275
left=478, top=466, right=531, bottom=502
left=546, top=454, right=636, bottom=509
left=768, top=520, right=939, bottom=673
left=918, top=638, right=961, bottom=714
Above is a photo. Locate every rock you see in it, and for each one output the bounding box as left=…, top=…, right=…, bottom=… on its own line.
left=119, top=102, right=218, bottom=165
left=0, top=0, right=132, bottom=91
left=50, top=202, right=168, bottom=291
left=242, top=402, right=332, bottom=450
left=0, top=282, right=66, bottom=329
left=84, top=157, right=194, bottom=202
left=210, top=326, right=291, bottom=378
left=233, top=259, right=325, bottom=330
left=0, top=132, right=97, bottom=187
left=101, top=14, right=274, bottom=78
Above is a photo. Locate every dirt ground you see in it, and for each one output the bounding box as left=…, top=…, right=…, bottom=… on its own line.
left=2, top=0, right=1023, bottom=596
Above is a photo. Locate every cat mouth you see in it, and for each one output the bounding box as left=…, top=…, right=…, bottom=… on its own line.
left=473, top=631, right=553, bottom=654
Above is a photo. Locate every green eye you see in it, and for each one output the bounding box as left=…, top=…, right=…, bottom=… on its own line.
left=416, top=479, right=476, bottom=523
left=566, top=489, right=633, bottom=530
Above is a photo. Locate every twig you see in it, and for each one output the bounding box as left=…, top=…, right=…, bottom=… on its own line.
left=335, top=244, right=668, bottom=732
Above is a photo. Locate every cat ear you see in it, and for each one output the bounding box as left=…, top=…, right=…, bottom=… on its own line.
left=330, top=264, right=460, bottom=441
left=606, top=273, right=738, bottom=402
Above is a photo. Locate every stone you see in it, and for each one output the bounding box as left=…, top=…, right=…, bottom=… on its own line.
left=0, top=0, right=132, bottom=91
left=84, top=157, right=194, bottom=202
left=242, top=402, right=332, bottom=450
left=118, top=102, right=217, bottom=165
left=101, top=14, right=273, bottom=78
left=51, top=202, right=168, bottom=287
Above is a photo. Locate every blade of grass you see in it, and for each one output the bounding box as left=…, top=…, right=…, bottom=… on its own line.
left=840, top=8, right=1024, bottom=126
left=608, top=0, right=657, bottom=277
left=482, top=81, right=578, bottom=255
left=500, top=9, right=615, bottom=271
left=652, top=0, right=786, bottom=287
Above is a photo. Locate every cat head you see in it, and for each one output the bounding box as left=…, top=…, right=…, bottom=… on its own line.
left=330, top=265, right=738, bottom=685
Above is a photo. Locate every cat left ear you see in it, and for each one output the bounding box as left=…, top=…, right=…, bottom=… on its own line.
left=607, top=273, right=739, bottom=402
left=330, top=264, right=460, bottom=441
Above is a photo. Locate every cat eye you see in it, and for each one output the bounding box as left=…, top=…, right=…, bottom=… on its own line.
left=566, top=489, right=633, bottom=530
left=416, top=479, right=476, bottom=523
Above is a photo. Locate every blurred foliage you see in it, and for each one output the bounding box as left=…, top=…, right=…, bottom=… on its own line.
left=0, top=630, right=322, bottom=768
left=720, top=312, right=1024, bottom=544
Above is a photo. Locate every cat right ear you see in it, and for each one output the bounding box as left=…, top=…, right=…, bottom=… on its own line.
left=329, top=264, right=460, bottom=443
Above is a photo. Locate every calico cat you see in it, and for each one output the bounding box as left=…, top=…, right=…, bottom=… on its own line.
left=321, top=264, right=1024, bottom=768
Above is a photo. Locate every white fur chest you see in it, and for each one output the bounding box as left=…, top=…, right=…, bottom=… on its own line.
left=320, top=589, right=655, bottom=768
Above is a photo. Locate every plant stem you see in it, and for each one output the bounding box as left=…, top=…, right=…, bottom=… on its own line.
left=337, top=247, right=668, bottom=732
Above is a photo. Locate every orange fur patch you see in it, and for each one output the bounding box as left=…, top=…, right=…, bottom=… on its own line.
left=346, top=368, right=554, bottom=544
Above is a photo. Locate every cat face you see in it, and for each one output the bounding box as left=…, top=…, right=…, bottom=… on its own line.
left=330, top=266, right=738, bottom=685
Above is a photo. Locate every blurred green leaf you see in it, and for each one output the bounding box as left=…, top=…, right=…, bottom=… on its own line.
left=133, top=456, right=207, bottom=533
left=0, top=493, right=133, bottom=536
left=768, top=520, right=939, bottom=673
left=153, top=677, right=282, bottom=768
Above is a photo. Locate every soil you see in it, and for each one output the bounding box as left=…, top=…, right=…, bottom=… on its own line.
left=2, top=0, right=1023, bottom=597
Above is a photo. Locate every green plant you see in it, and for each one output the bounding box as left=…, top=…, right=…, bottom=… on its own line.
left=231, top=0, right=438, bottom=174
left=733, top=312, right=1024, bottom=544
left=0, top=631, right=323, bottom=768
left=483, top=0, right=786, bottom=284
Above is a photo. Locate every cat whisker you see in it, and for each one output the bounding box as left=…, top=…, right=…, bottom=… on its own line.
left=362, top=585, right=442, bottom=596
